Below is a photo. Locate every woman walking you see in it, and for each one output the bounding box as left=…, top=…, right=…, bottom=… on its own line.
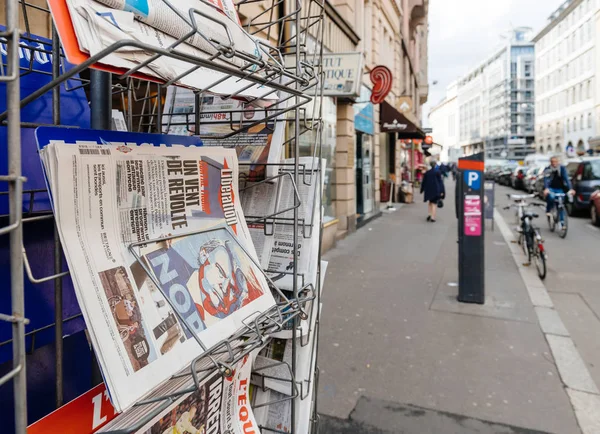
left=420, top=160, right=445, bottom=222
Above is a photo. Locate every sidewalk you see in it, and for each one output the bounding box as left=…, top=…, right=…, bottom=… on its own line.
left=317, top=182, right=580, bottom=433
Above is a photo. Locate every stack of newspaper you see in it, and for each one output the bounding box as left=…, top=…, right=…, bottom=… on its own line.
left=48, top=0, right=279, bottom=99
left=249, top=261, right=327, bottom=434
left=36, top=126, right=276, bottom=415
left=162, top=86, right=286, bottom=182
left=242, top=156, right=325, bottom=293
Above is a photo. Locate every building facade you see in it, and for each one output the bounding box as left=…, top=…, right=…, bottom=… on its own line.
left=533, top=0, right=596, bottom=157
left=428, top=81, right=458, bottom=161
left=321, top=0, right=429, bottom=249
left=429, top=28, right=535, bottom=160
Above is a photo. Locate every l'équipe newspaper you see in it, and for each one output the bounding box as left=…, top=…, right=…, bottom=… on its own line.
left=36, top=127, right=275, bottom=412
left=162, top=86, right=285, bottom=182
left=100, top=352, right=259, bottom=434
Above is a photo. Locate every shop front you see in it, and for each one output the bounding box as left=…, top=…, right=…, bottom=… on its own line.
left=379, top=100, right=425, bottom=201
left=354, top=85, right=376, bottom=223
left=320, top=51, right=363, bottom=247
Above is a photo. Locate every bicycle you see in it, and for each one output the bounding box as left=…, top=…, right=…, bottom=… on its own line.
left=504, top=197, right=547, bottom=280
left=546, top=192, right=569, bottom=239
left=507, top=193, right=536, bottom=226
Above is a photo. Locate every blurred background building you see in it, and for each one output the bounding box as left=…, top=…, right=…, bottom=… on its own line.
left=534, top=0, right=596, bottom=157
left=429, top=28, right=535, bottom=160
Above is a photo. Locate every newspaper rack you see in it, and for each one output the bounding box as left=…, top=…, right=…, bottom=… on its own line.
left=1, top=0, right=325, bottom=431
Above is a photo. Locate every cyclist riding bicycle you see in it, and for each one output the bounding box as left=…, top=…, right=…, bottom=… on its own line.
left=543, top=156, right=575, bottom=219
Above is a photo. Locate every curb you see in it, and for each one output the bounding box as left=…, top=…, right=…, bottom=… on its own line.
left=494, top=209, right=600, bottom=434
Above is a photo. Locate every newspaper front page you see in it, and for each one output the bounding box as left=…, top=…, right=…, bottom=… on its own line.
left=162, top=87, right=285, bottom=181
left=135, top=354, right=259, bottom=434
left=36, top=127, right=275, bottom=412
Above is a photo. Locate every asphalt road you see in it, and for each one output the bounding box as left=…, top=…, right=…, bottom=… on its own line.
left=495, top=182, right=600, bottom=389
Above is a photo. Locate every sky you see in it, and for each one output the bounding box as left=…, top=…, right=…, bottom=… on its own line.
left=423, top=0, right=566, bottom=126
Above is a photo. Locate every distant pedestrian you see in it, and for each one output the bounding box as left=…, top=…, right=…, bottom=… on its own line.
left=420, top=159, right=446, bottom=222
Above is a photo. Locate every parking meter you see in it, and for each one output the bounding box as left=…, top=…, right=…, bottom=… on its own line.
left=457, top=152, right=485, bottom=304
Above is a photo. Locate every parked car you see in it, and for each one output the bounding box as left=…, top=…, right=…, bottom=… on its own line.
left=497, top=164, right=518, bottom=186
left=567, top=157, right=600, bottom=215
left=591, top=187, right=600, bottom=226
left=534, top=166, right=548, bottom=198
left=524, top=166, right=544, bottom=194
left=511, top=166, right=527, bottom=190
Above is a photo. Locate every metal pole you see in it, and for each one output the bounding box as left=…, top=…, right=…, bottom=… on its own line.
left=52, top=23, right=64, bottom=408
left=7, top=0, right=26, bottom=431
left=90, top=69, right=112, bottom=130
left=291, top=1, right=301, bottom=430
left=89, top=68, right=111, bottom=386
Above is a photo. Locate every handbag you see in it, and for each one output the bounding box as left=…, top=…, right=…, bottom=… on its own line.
left=437, top=198, right=444, bottom=208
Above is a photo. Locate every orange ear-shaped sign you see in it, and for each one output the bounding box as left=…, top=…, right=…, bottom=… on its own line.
left=370, top=66, right=393, bottom=104
left=424, top=135, right=433, bottom=145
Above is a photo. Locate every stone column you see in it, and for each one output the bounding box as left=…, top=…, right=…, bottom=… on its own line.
left=333, top=102, right=357, bottom=234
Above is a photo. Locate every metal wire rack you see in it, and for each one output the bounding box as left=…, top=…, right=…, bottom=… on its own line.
left=0, top=0, right=324, bottom=431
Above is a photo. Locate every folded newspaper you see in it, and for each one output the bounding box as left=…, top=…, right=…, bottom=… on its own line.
left=100, top=352, right=259, bottom=433
left=162, top=86, right=285, bottom=182
left=36, top=127, right=276, bottom=412
left=241, top=157, right=325, bottom=292
left=48, top=0, right=277, bottom=99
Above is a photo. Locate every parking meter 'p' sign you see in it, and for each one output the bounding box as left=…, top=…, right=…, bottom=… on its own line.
left=464, top=170, right=481, bottom=190
left=457, top=153, right=485, bottom=304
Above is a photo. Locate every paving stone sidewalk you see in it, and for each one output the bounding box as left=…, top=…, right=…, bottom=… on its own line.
left=317, top=183, right=580, bottom=433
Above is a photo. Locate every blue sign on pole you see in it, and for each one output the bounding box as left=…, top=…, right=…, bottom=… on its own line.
left=464, top=170, right=481, bottom=190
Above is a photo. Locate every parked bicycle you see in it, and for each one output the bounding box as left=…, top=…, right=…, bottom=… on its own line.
left=505, top=195, right=547, bottom=280
left=547, top=192, right=569, bottom=239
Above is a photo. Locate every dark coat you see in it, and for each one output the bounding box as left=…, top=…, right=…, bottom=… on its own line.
left=420, top=166, right=446, bottom=202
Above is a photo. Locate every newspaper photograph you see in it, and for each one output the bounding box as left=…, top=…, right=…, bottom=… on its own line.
left=133, top=354, right=258, bottom=434
left=162, top=87, right=285, bottom=181
left=36, top=127, right=275, bottom=412
left=47, top=0, right=277, bottom=99
left=142, top=230, right=267, bottom=329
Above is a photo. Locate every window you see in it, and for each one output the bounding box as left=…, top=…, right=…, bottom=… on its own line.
left=574, top=117, right=577, bottom=131
left=580, top=83, right=584, bottom=101
left=588, top=80, right=592, bottom=99
left=588, top=113, right=593, bottom=128
left=567, top=118, right=571, bottom=132
left=524, top=61, right=532, bottom=77
left=580, top=115, right=584, bottom=130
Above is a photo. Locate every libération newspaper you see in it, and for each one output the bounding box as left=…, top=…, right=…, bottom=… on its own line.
left=47, top=0, right=276, bottom=99
left=36, top=127, right=275, bottom=412
left=162, top=86, right=285, bottom=182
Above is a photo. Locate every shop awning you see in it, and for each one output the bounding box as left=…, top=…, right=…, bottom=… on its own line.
left=380, top=100, right=425, bottom=139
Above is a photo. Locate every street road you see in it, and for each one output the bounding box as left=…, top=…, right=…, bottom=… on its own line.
left=495, top=182, right=600, bottom=389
